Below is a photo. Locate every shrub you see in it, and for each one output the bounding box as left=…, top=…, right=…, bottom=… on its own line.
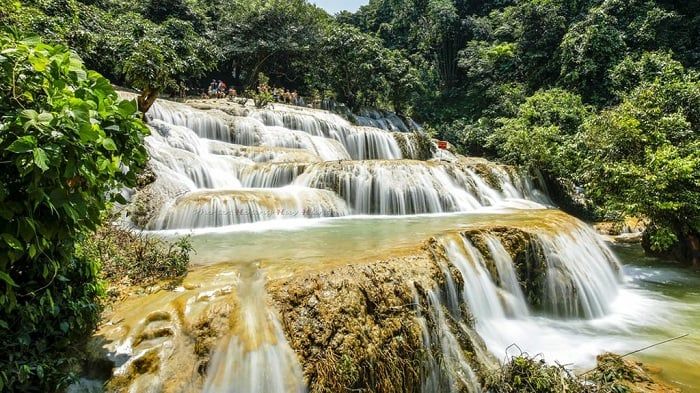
left=79, top=221, right=192, bottom=294
left=0, top=30, right=148, bottom=391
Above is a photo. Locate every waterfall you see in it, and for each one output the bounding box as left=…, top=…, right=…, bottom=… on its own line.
left=203, top=267, right=306, bottom=393
left=438, top=222, right=621, bottom=324
left=292, top=161, right=543, bottom=215
left=239, top=163, right=309, bottom=188
left=149, top=187, right=349, bottom=230
left=147, top=122, right=247, bottom=190
left=129, top=96, right=549, bottom=229
left=149, top=100, right=232, bottom=142
left=483, top=235, right=529, bottom=318
left=425, top=219, right=623, bottom=373
left=244, top=106, right=406, bottom=160
left=411, top=284, right=482, bottom=393
left=409, top=219, right=623, bottom=389
left=539, top=225, right=623, bottom=319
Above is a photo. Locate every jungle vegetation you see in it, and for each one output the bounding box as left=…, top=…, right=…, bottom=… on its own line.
left=0, top=0, right=699, bottom=390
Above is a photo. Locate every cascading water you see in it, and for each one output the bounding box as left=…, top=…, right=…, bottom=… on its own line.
left=234, top=105, right=409, bottom=160
left=292, top=161, right=546, bottom=215
left=127, top=96, right=655, bottom=388
left=411, top=284, right=482, bottom=393
left=150, top=187, right=349, bottom=230
left=418, top=218, right=625, bottom=384
left=129, top=97, right=549, bottom=230
left=203, top=267, right=306, bottom=393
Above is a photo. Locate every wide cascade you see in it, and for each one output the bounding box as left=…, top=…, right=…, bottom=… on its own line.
left=115, top=97, right=638, bottom=393
left=133, top=98, right=550, bottom=230
left=403, top=217, right=624, bottom=392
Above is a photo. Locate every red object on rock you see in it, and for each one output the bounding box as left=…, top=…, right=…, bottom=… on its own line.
left=437, top=141, right=448, bottom=150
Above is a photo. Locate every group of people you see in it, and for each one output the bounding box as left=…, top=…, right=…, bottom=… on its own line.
left=271, top=87, right=304, bottom=106
left=205, top=79, right=237, bottom=99
left=197, top=79, right=307, bottom=106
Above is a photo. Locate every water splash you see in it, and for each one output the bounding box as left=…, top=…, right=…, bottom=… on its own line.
left=203, top=267, right=306, bottom=393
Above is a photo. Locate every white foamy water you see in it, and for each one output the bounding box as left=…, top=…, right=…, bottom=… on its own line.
left=203, top=268, right=306, bottom=393
left=129, top=97, right=550, bottom=230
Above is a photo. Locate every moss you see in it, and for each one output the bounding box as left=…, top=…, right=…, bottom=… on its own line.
left=470, top=163, right=503, bottom=191
left=131, top=350, right=160, bottom=375
left=393, top=133, right=410, bottom=158
left=268, top=254, right=439, bottom=393
left=586, top=353, right=680, bottom=393
left=412, top=132, right=435, bottom=161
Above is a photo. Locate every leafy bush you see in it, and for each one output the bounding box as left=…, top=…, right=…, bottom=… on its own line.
left=80, top=222, right=192, bottom=293
left=489, top=88, right=591, bottom=178
left=580, top=62, right=700, bottom=261
left=249, top=72, right=274, bottom=108
left=0, top=30, right=148, bottom=391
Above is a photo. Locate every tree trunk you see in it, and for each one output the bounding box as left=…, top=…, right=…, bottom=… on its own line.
left=137, top=87, right=159, bottom=120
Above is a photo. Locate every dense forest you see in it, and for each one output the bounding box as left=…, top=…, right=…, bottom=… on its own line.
left=0, top=0, right=699, bottom=391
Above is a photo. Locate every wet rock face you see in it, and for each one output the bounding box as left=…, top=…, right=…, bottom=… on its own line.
left=462, top=227, right=548, bottom=309
left=268, top=253, right=441, bottom=393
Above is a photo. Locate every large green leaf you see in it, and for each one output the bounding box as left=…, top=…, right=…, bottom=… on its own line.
left=7, top=135, right=37, bottom=153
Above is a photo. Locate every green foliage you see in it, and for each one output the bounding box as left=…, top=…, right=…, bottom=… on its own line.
left=486, top=354, right=589, bottom=393
left=3, top=0, right=218, bottom=112
left=79, top=222, right=192, bottom=290
left=0, top=30, right=148, bottom=390
left=490, top=88, right=591, bottom=177
left=213, top=0, right=329, bottom=88
left=580, top=66, right=700, bottom=253
left=248, top=72, right=274, bottom=108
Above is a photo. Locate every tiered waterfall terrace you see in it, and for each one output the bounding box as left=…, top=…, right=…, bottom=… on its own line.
left=98, top=97, right=699, bottom=393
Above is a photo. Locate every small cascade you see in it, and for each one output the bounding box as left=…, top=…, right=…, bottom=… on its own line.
left=483, top=235, right=529, bottom=318
left=292, top=161, right=543, bottom=215
left=146, top=128, right=245, bottom=190
left=203, top=267, right=306, bottom=393
left=257, top=126, right=351, bottom=161
left=539, top=225, right=622, bottom=319
left=293, top=161, right=477, bottom=214
left=409, top=219, right=623, bottom=390
left=437, top=222, right=621, bottom=324
left=149, top=187, right=349, bottom=230
left=149, top=100, right=232, bottom=142
left=411, top=284, right=482, bottom=393
left=426, top=218, right=623, bottom=373
left=243, top=106, right=406, bottom=160
left=239, top=163, right=309, bottom=188
left=443, top=237, right=515, bottom=320
left=207, top=141, right=321, bottom=164
left=355, top=109, right=413, bottom=132
left=489, top=165, right=550, bottom=203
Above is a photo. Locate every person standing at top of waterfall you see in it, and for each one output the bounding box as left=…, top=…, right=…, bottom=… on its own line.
left=292, top=90, right=299, bottom=106
left=227, top=87, right=237, bottom=98
left=208, top=79, right=218, bottom=98
left=217, top=80, right=227, bottom=98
